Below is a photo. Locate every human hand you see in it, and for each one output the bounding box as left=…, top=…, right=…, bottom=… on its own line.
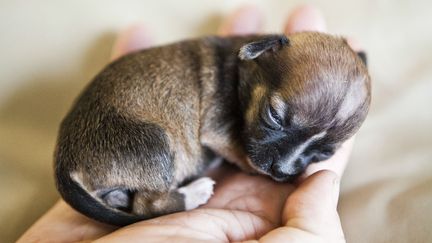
left=18, top=5, right=360, bottom=242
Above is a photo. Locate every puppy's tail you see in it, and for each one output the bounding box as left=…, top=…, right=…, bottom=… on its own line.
left=55, top=167, right=146, bottom=226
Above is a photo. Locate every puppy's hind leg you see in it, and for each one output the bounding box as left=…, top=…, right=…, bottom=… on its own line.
left=132, top=177, right=215, bottom=216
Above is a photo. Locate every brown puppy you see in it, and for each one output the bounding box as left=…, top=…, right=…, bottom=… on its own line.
left=54, top=32, right=371, bottom=226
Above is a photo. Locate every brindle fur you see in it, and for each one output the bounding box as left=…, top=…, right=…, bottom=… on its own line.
left=54, top=32, right=371, bottom=226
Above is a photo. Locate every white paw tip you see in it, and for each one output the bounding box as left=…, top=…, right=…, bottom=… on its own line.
left=178, top=177, right=215, bottom=210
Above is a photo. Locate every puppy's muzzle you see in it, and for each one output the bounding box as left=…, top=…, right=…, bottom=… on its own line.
left=270, top=151, right=333, bottom=181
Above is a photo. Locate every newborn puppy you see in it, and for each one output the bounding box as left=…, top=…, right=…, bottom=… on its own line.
left=54, top=32, right=371, bottom=226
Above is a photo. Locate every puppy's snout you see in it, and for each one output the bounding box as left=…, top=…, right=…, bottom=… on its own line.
left=270, top=152, right=327, bottom=180
left=270, top=163, right=288, bottom=179
left=270, top=158, right=304, bottom=179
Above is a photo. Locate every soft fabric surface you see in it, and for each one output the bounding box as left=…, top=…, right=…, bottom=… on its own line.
left=0, top=1, right=431, bottom=242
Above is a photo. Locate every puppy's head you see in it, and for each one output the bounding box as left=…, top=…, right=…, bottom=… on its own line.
left=238, top=32, right=371, bottom=181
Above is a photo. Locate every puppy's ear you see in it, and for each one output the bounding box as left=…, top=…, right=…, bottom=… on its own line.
left=239, top=35, right=289, bottom=60
left=357, top=51, right=367, bottom=66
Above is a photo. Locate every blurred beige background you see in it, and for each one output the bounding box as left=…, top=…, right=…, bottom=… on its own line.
left=1, top=0, right=431, bottom=242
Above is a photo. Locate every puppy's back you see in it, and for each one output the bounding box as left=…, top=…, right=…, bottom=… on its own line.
left=54, top=39, right=212, bottom=224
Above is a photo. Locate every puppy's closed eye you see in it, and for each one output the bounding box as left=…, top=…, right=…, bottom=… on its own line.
left=262, top=95, right=288, bottom=131
left=265, top=105, right=283, bottom=130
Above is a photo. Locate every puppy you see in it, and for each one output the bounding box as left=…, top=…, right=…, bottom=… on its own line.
left=54, top=32, right=371, bottom=226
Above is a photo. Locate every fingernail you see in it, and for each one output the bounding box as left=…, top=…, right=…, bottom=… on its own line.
left=285, top=5, right=326, bottom=34
left=346, top=37, right=363, bottom=52
left=219, top=5, right=264, bottom=36
left=111, top=24, right=154, bottom=60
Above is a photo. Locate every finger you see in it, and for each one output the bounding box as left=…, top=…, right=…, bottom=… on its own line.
left=97, top=208, right=274, bottom=243
left=346, top=37, right=363, bottom=52
left=110, top=24, right=154, bottom=61
left=17, top=200, right=115, bottom=243
left=285, top=170, right=340, bottom=222
left=218, top=5, right=264, bottom=36
left=286, top=170, right=344, bottom=238
left=284, top=5, right=326, bottom=34
left=259, top=171, right=344, bottom=242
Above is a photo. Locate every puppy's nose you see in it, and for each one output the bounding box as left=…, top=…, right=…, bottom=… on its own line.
left=270, top=163, right=286, bottom=178
left=271, top=162, right=302, bottom=178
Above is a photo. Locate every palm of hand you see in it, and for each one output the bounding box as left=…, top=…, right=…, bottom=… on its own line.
left=95, top=165, right=294, bottom=242
left=19, top=5, right=356, bottom=243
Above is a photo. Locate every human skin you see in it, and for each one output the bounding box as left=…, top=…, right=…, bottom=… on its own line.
left=18, top=5, right=362, bottom=243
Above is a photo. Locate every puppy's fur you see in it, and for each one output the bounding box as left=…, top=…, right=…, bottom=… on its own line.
left=54, top=32, right=371, bottom=226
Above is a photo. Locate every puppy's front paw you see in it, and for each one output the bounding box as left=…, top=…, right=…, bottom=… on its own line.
left=178, top=177, right=215, bottom=210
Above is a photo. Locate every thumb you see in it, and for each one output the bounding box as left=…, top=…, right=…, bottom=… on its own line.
left=258, top=171, right=345, bottom=242
left=284, top=170, right=343, bottom=236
